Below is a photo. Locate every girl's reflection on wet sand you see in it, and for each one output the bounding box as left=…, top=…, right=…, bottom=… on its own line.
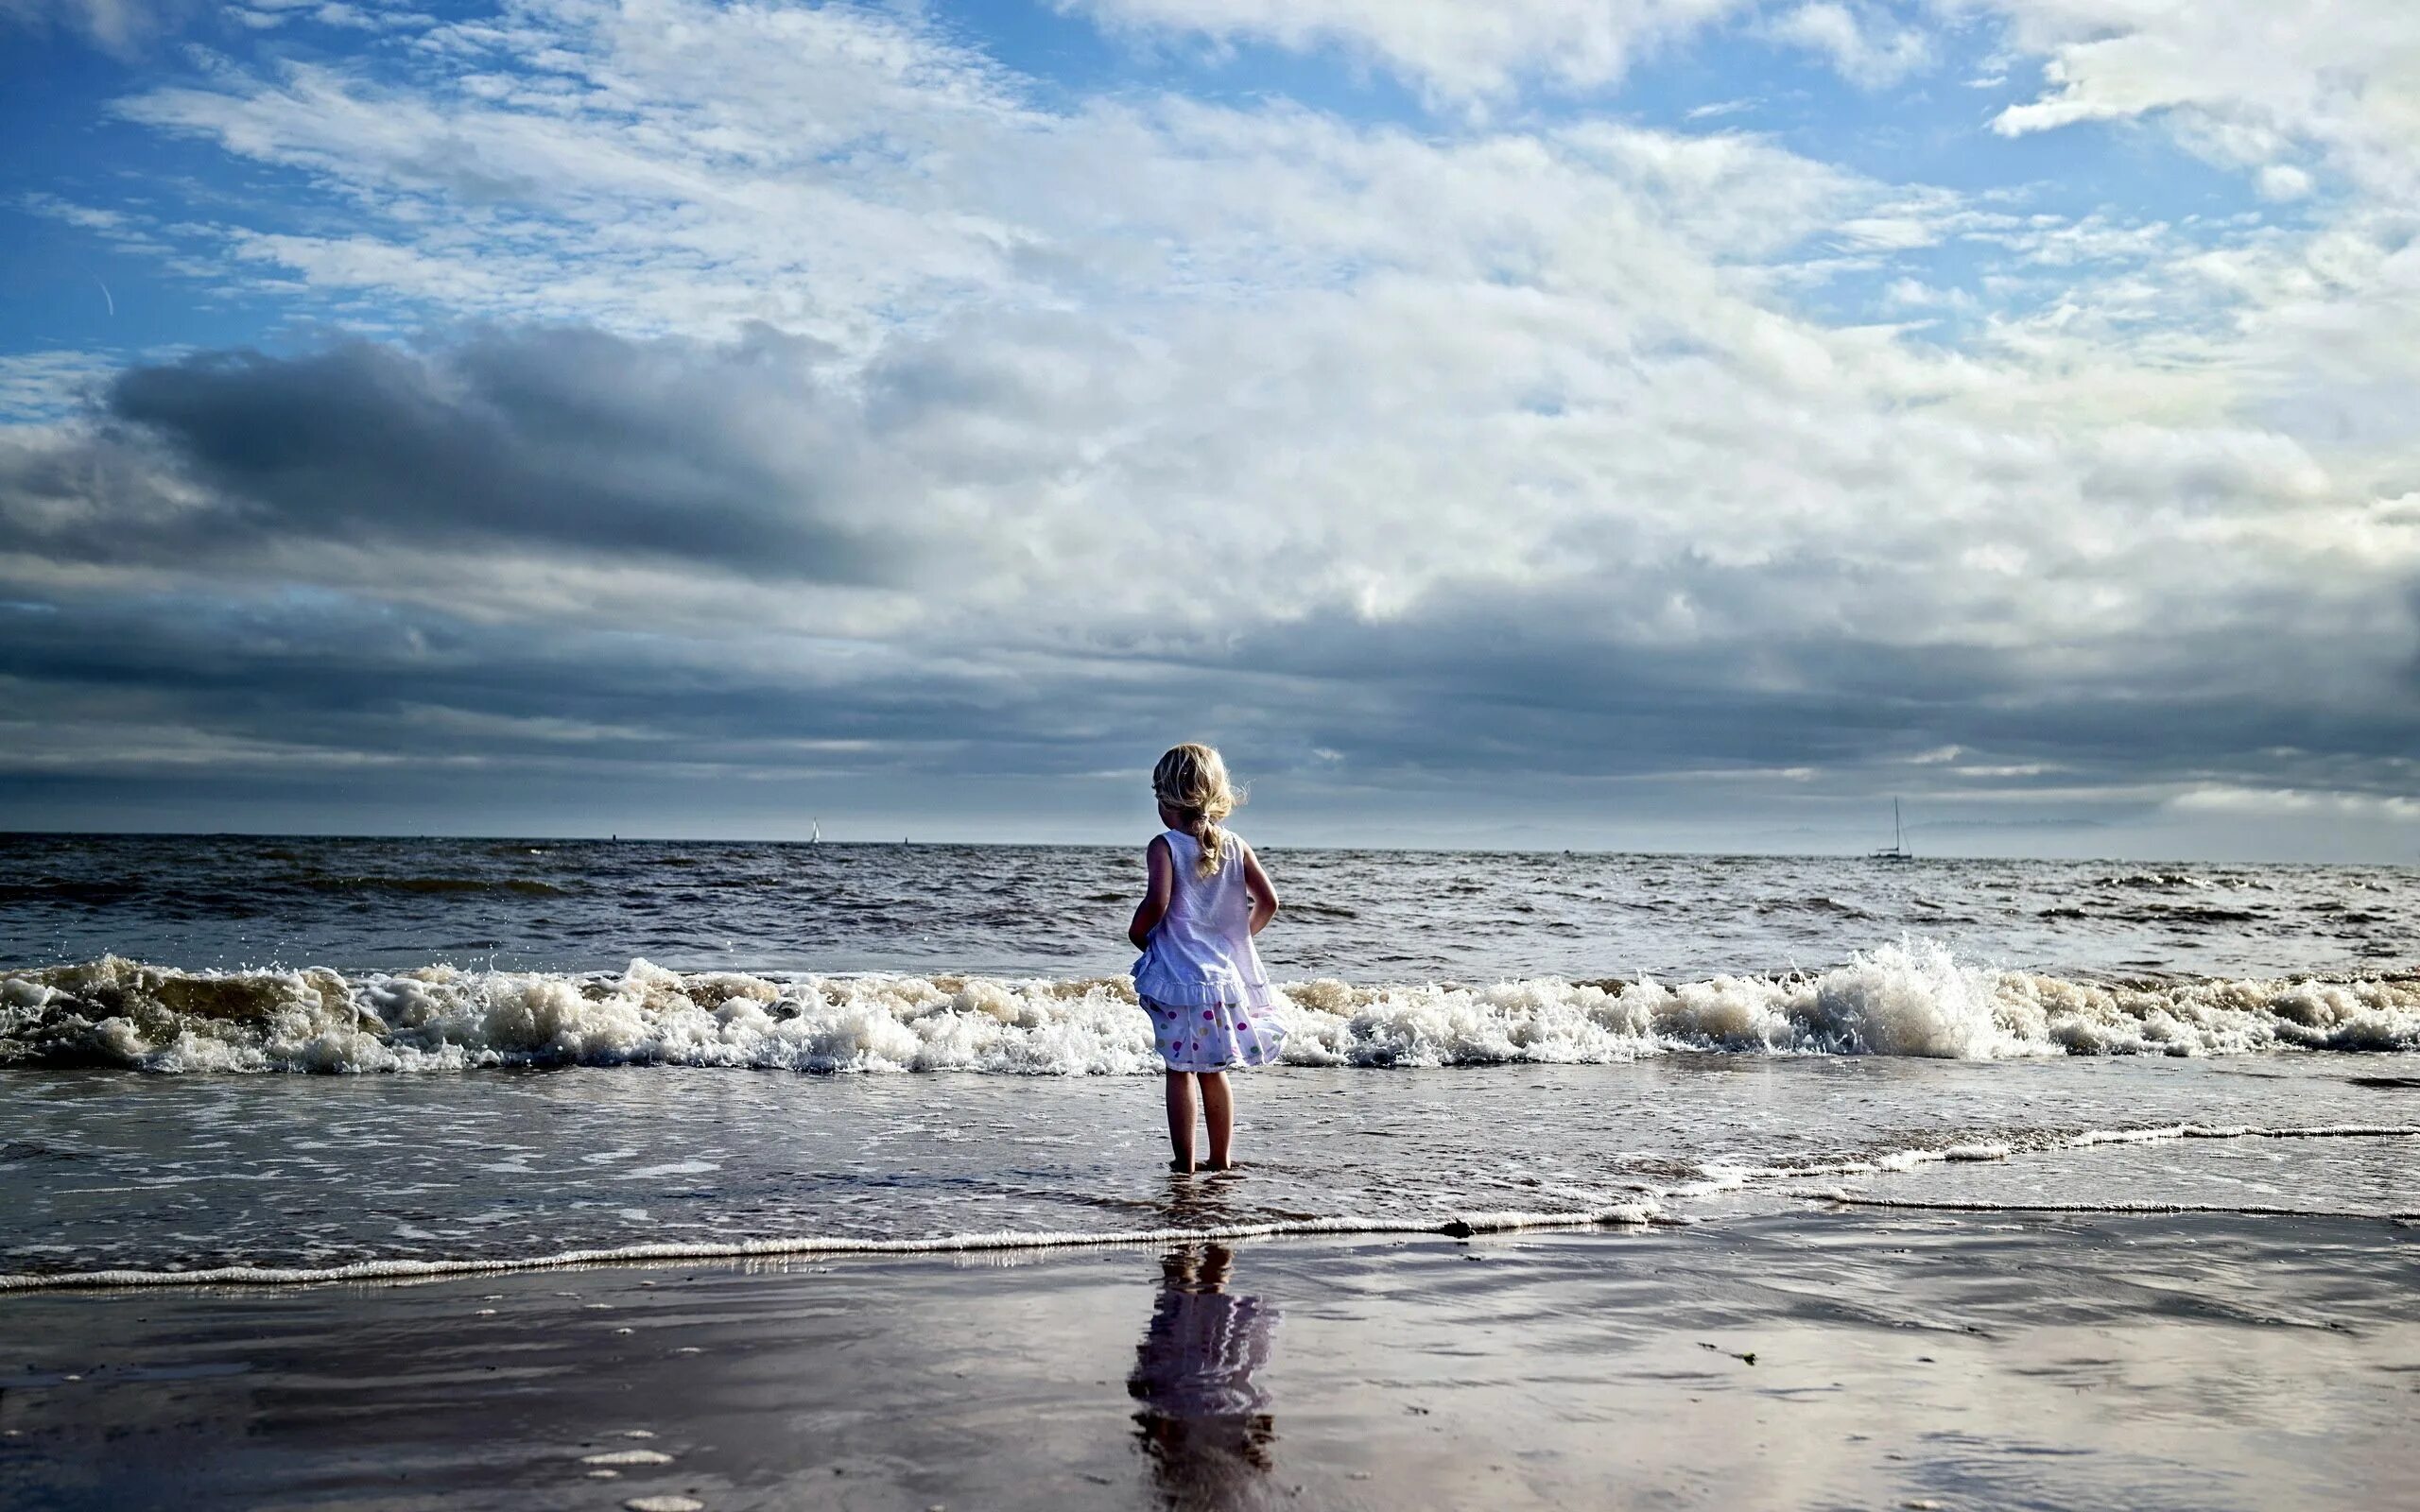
left=1128, top=1238, right=1279, bottom=1510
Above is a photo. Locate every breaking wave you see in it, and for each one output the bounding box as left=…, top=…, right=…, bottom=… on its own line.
left=4, top=941, right=2416, bottom=1074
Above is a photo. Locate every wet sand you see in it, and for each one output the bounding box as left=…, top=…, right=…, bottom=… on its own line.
left=6, top=1209, right=2416, bottom=1511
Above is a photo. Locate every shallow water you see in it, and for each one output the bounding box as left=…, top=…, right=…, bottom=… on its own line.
left=0, top=835, right=2412, bottom=1284
left=4, top=1055, right=2412, bottom=1281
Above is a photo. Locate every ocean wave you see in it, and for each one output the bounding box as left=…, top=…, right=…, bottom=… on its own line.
left=1754, top=895, right=1870, bottom=917
left=2092, top=870, right=2213, bottom=889
left=2113, top=904, right=2264, bottom=924
left=297, top=874, right=574, bottom=897
left=0, top=880, right=152, bottom=905
left=4, top=942, right=2416, bottom=1074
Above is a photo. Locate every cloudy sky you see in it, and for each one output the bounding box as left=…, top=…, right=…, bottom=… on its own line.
left=1, top=0, right=2416, bottom=856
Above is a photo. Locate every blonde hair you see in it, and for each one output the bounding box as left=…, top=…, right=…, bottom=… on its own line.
left=1153, top=743, right=1241, bottom=878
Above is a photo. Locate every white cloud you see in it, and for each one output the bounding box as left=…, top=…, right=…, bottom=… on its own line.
left=0, top=350, right=121, bottom=421
left=2171, top=785, right=2420, bottom=822
left=0, top=0, right=193, bottom=55
left=1976, top=0, right=2420, bottom=201
left=1057, top=0, right=1751, bottom=103
left=1769, top=2, right=1932, bottom=88
left=1921, top=2, right=2420, bottom=517
left=2256, top=163, right=2314, bottom=202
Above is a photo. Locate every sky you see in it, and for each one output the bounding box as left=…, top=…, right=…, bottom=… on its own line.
left=0, top=0, right=2415, bottom=858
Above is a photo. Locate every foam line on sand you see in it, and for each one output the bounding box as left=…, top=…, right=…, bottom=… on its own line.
left=2067, top=1122, right=2420, bottom=1144
left=1802, top=1191, right=2420, bottom=1221
left=0, top=1203, right=1667, bottom=1294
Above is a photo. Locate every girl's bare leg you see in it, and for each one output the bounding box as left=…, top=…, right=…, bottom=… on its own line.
left=1200, top=1072, right=1234, bottom=1169
left=1164, top=1072, right=1198, bottom=1172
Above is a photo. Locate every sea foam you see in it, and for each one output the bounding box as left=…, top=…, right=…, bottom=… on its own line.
left=3, top=941, right=2414, bottom=1074
left=0, top=1203, right=1668, bottom=1292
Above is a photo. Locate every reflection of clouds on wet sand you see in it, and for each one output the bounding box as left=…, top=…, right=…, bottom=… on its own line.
left=1129, top=1244, right=1278, bottom=1510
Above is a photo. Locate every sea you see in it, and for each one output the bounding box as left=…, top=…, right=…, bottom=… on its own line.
left=2, top=833, right=2413, bottom=1288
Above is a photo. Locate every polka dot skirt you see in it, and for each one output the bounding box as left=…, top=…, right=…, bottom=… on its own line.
left=1142, top=996, right=1287, bottom=1072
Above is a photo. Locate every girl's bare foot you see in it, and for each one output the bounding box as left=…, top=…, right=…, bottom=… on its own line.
left=1202, top=1160, right=1241, bottom=1173
left=1168, top=1160, right=1195, bottom=1175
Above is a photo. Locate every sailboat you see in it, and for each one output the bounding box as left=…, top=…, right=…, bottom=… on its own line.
left=809, top=817, right=821, bottom=844
left=1870, top=798, right=1912, bottom=861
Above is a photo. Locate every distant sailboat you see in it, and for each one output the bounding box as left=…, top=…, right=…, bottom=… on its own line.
left=809, top=817, right=821, bottom=844
left=1871, top=798, right=1912, bottom=861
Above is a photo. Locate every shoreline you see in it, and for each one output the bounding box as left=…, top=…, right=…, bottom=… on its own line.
left=9, top=1116, right=2418, bottom=1295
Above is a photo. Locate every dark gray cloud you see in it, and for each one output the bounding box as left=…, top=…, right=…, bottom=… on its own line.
left=4, top=325, right=902, bottom=583
left=1220, top=580, right=2420, bottom=784
left=4, top=533, right=2412, bottom=848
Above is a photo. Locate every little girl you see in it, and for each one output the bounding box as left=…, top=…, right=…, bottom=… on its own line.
left=1128, top=743, right=1285, bottom=1173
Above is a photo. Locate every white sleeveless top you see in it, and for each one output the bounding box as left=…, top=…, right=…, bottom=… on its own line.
left=1132, top=829, right=1279, bottom=1010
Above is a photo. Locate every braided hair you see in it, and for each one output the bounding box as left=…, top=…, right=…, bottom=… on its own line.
left=1152, top=743, right=1240, bottom=879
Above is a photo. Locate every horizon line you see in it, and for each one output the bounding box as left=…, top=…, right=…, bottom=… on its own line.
left=0, top=828, right=2396, bottom=870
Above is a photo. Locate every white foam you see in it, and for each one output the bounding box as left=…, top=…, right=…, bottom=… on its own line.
left=5, top=943, right=2416, bottom=1074
left=2069, top=1123, right=2416, bottom=1146
left=1876, top=1142, right=2014, bottom=1171
left=1806, top=1192, right=2420, bottom=1221
left=0, top=1202, right=1665, bottom=1293
left=1800, top=1124, right=2420, bottom=1219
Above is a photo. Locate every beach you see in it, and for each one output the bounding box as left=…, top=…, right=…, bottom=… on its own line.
left=9, top=1210, right=2417, bottom=1511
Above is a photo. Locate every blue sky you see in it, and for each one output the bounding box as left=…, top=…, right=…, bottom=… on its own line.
left=1, top=0, right=2416, bottom=857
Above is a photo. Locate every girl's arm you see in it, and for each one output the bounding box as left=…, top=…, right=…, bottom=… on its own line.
left=1128, top=834, right=1174, bottom=949
left=1240, top=842, right=1279, bottom=936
